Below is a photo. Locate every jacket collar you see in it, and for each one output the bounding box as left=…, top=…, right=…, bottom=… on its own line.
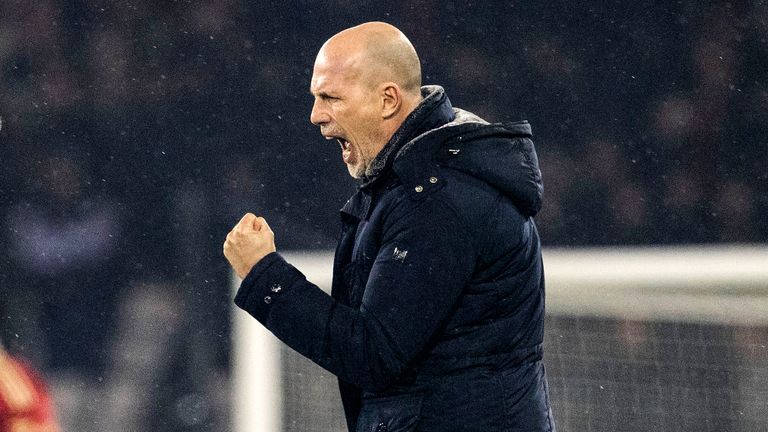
left=341, top=85, right=455, bottom=220
left=361, top=85, right=455, bottom=187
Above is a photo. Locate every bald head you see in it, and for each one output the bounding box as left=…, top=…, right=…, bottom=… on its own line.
left=316, top=22, right=422, bottom=97
left=309, top=23, right=424, bottom=178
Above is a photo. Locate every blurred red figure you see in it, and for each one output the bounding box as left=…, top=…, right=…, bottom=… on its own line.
left=0, top=349, right=59, bottom=432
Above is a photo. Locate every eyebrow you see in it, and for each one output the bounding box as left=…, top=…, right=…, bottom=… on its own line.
left=312, top=91, right=337, bottom=99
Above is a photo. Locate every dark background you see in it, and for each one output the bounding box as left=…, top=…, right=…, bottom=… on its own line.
left=1, top=1, right=766, bottom=430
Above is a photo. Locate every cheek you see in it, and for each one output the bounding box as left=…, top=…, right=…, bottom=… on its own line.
left=355, top=108, right=381, bottom=132
left=334, top=106, right=358, bottom=128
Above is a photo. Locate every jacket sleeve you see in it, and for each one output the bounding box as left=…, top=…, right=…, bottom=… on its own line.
left=233, top=196, right=475, bottom=392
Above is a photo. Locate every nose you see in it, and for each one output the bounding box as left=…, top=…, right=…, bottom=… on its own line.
left=310, top=98, right=328, bottom=126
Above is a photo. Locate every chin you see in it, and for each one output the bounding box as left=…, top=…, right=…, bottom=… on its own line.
left=346, top=165, right=365, bottom=179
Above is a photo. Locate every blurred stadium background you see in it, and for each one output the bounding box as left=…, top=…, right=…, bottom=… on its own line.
left=1, top=0, right=766, bottom=431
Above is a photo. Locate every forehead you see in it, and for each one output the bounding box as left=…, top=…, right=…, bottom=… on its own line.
left=310, top=49, right=363, bottom=94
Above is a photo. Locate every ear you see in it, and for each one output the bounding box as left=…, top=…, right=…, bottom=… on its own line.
left=380, top=83, right=402, bottom=119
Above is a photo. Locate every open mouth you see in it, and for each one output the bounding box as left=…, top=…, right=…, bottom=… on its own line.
left=323, top=134, right=353, bottom=164
left=335, top=138, right=353, bottom=164
left=336, top=138, right=350, bottom=151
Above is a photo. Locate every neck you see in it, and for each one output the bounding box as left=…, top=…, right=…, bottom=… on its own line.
left=378, top=94, right=422, bottom=146
left=362, top=85, right=450, bottom=181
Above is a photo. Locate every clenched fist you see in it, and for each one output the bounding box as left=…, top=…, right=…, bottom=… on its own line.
left=223, top=213, right=277, bottom=279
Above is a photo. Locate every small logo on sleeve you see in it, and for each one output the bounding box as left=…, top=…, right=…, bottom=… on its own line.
left=393, top=247, right=408, bottom=262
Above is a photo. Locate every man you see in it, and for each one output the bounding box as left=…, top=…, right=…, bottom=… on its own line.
left=224, top=22, right=555, bottom=431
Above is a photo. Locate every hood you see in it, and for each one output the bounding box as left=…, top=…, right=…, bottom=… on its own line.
left=395, top=108, right=544, bottom=217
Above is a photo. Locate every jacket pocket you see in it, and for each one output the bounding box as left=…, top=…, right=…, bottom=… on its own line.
left=356, top=393, right=424, bottom=432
